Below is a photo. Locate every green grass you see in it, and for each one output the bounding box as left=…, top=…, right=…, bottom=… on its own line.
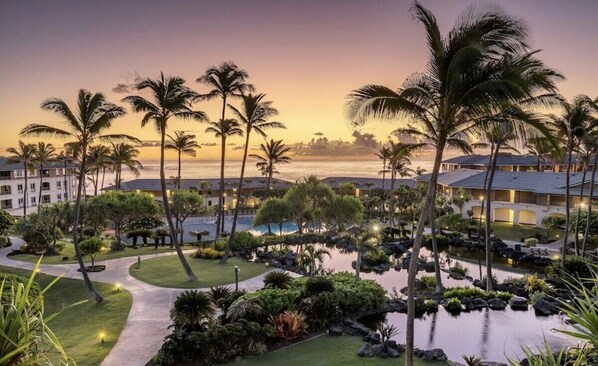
left=11, top=240, right=177, bottom=264
left=490, top=223, right=562, bottom=242
left=0, top=265, right=132, bottom=366
left=129, top=255, right=269, bottom=288
left=232, top=335, right=446, bottom=366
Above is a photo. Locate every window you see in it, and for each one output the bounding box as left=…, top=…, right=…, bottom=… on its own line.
left=18, top=198, right=24, bottom=207
left=28, top=169, right=36, bottom=177
left=0, top=185, right=11, bottom=195
left=30, top=183, right=36, bottom=191
left=17, top=184, right=23, bottom=193
left=42, top=195, right=51, bottom=204
left=16, top=170, right=24, bottom=178
left=0, top=199, right=12, bottom=209
left=208, top=200, right=212, bottom=206
left=57, top=181, right=62, bottom=188
left=42, top=169, right=50, bottom=177
left=31, top=196, right=36, bottom=206
left=57, top=193, right=62, bottom=201
left=42, top=182, right=50, bottom=191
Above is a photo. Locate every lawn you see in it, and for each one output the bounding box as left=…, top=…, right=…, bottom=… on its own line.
left=0, top=265, right=132, bottom=366
left=129, top=255, right=269, bottom=288
left=11, top=240, right=177, bottom=264
left=490, top=222, right=562, bottom=242
left=232, top=335, right=447, bottom=366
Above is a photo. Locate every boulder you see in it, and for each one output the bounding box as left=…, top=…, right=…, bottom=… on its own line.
left=468, top=297, right=488, bottom=310
left=362, top=332, right=381, bottom=344
left=487, top=298, right=507, bottom=310
left=424, top=261, right=436, bottom=272
left=449, top=272, right=465, bottom=280
left=533, top=296, right=559, bottom=316
left=357, top=343, right=374, bottom=357
left=343, top=319, right=370, bottom=336
left=509, top=296, right=529, bottom=311
left=387, top=299, right=408, bottom=313
left=371, top=344, right=386, bottom=357
left=328, top=324, right=343, bottom=336
left=421, top=348, right=448, bottom=361
left=387, top=347, right=401, bottom=358
left=480, top=362, right=508, bottom=366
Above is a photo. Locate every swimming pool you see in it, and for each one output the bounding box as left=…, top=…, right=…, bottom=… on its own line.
left=225, top=216, right=299, bottom=236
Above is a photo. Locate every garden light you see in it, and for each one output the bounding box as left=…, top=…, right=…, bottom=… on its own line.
left=99, top=332, right=105, bottom=344
left=115, top=283, right=121, bottom=291
left=234, top=266, right=240, bottom=291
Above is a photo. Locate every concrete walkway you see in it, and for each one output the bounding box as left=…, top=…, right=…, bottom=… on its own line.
left=0, top=239, right=282, bottom=366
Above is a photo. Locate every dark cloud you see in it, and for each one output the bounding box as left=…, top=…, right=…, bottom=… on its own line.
left=112, top=71, right=143, bottom=94
left=352, top=130, right=378, bottom=149
left=201, top=142, right=217, bottom=147
left=227, top=142, right=236, bottom=146
left=232, top=146, right=244, bottom=150
left=314, top=132, right=324, bottom=136
left=291, top=129, right=381, bottom=157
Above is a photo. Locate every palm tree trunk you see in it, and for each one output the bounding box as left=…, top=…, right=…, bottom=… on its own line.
left=215, top=135, right=226, bottom=241
left=222, top=131, right=251, bottom=263
left=355, top=249, right=362, bottom=279
left=484, top=144, right=500, bottom=292
left=177, top=150, right=182, bottom=190
left=573, top=164, right=587, bottom=255
left=64, top=158, right=68, bottom=200
left=388, top=171, right=396, bottom=233
left=159, top=125, right=197, bottom=281
left=38, top=163, right=43, bottom=212
left=381, top=158, right=386, bottom=191
left=101, top=166, right=106, bottom=191
left=430, top=201, right=443, bottom=293
left=23, top=163, right=28, bottom=216
left=581, top=152, right=597, bottom=254
left=94, top=168, right=99, bottom=196
left=562, top=146, right=573, bottom=267
left=72, top=147, right=103, bottom=302
left=265, top=167, right=273, bottom=198
left=406, top=138, right=445, bottom=366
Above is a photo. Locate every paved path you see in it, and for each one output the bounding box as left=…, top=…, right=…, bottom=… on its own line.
left=0, top=238, right=284, bottom=366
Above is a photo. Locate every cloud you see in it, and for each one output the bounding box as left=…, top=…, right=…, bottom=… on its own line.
left=201, top=142, right=217, bottom=147
left=112, top=83, right=130, bottom=93
left=227, top=142, right=236, bottom=146
left=290, top=129, right=381, bottom=157
left=314, top=132, right=324, bottom=136
left=112, top=71, right=143, bottom=94
left=232, top=146, right=244, bottom=150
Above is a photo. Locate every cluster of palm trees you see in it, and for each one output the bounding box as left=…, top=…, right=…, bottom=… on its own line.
left=12, top=62, right=287, bottom=302
left=348, top=2, right=597, bottom=364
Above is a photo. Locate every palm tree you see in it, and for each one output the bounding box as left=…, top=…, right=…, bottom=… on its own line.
left=352, top=228, right=381, bottom=279
left=549, top=95, right=596, bottom=264
left=387, top=141, right=422, bottom=231
left=197, top=62, right=254, bottom=239
left=526, top=136, right=561, bottom=172
left=6, top=141, right=36, bottom=216
left=171, top=290, right=215, bottom=329
left=123, top=73, right=207, bottom=281
left=110, top=143, right=143, bottom=189
left=205, top=118, right=244, bottom=237
left=298, top=244, right=331, bottom=277
left=33, top=142, right=57, bottom=211
left=249, top=139, right=292, bottom=197
left=20, top=89, right=133, bottom=302
left=581, top=115, right=598, bottom=253
left=165, top=131, right=201, bottom=190
left=86, top=145, right=110, bottom=195
left=222, top=93, right=285, bottom=263
left=347, top=3, right=560, bottom=362
left=375, top=146, right=392, bottom=190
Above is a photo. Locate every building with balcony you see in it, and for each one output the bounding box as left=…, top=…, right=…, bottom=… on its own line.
left=440, top=153, right=586, bottom=173
left=0, top=157, right=76, bottom=217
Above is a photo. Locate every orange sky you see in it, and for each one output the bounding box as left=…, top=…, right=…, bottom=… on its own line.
left=1, top=0, right=597, bottom=160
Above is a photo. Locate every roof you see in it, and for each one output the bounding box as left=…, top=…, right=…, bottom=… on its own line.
left=436, top=169, right=598, bottom=196
left=321, top=176, right=416, bottom=189
left=105, top=177, right=294, bottom=192
left=0, top=157, right=74, bottom=171
left=441, top=154, right=573, bottom=167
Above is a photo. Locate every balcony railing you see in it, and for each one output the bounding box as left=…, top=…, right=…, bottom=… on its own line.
left=0, top=191, right=11, bottom=196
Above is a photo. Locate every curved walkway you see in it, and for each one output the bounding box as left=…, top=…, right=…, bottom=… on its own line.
left=0, top=239, right=282, bottom=366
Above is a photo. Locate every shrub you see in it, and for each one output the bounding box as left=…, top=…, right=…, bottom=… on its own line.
left=233, top=289, right=300, bottom=317
left=0, top=272, right=42, bottom=304
left=524, top=274, right=553, bottom=294
left=450, top=262, right=468, bottom=276
left=420, top=275, right=436, bottom=289
left=0, top=210, right=15, bottom=236
left=304, top=291, right=340, bottom=328
left=191, top=247, right=224, bottom=259
left=212, top=239, right=227, bottom=252
left=528, top=291, right=546, bottom=305
left=171, top=290, right=215, bottom=329
left=331, top=273, right=387, bottom=313
left=269, top=310, right=307, bottom=341
left=424, top=299, right=439, bottom=313
left=363, top=247, right=391, bottom=265
left=226, top=298, right=265, bottom=322
left=547, top=256, right=593, bottom=279
left=444, top=297, right=462, bottom=313
left=524, top=238, right=538, bottom=247
left=208, top=286, right=232, bottom=305
left=263, top=271, right=293, bottom=289
left=232, top=231, right=262, bottom=251
left=377, top=322, right=400, bottom=344
left=0, top=236, right=9, bottom=247
left=79, top=237, right=107, bottom=268
left=218, top=290, right=247, bottom=313
left=304, top=276, right=335, bottom=296
left=443, top=286, right=512, bottom=301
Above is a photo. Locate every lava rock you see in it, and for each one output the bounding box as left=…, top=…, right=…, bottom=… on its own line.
left=328, top=324, right=343, bottom=336
left=487, top=298, right=507, bottom=310
left=421, top=348, right=448, bottom=361
left=468, top=297, right=488, bottom=310
left=362, top=332, right=381, bottom=344
left=357, top=343, right=373, bottom=357
left=424, top=261, right=436, bottom=272
left=509, top=296, right=529, bottom=311
left=533, top=296, right=559, bottom=316
left=343, top=319, right=370, bottom=336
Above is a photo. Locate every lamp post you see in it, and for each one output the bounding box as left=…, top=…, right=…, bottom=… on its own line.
left=234, top=266, right=240, bottom=290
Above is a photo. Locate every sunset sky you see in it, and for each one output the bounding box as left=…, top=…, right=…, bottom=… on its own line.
left=1, top=0, right=597, bottom=160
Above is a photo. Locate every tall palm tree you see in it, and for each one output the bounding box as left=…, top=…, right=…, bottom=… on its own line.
left=86, top=145, right=110, bottom=195
left=298, top=244, right=331, bottom=277
left=526, top=136, right=561, bottom=172
left=581, top=118, right=598, bottom=253
left=33, top=142, right=56, bottom=211
left=375, top=146, right=392, bottom=190
left=110, top=143, right=143, bottom=189
left=6, top=141, right=36, bottom=216
left=205, top=118, right=243, bottom=237
left=165, top=131, right=201, bottom=190
left=222, top=93, right=285, bottom=263
left=197, top=62, right=254, bottom=239
left=352, top=228, right=381, bottom=279
left=347, top=3, right=560, bottom=362
left=123, top=73, right=207, bottom=281
left=249, top=139, right=292, bottom=197
left=548, top=95, right=596, bottom=265
left=20, top=89, right=133, bottom=302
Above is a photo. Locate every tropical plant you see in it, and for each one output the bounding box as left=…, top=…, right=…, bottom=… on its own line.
left=377, top=322, right=400, bottom=345
left=325, top=194, right=363, bottom=232
left=123, top=73, right=207, bottom=281
left=171, top=290, right=215, bottom=329
left=0, top=210, right=15, bottom=236
left=21, top=89, right=133, bottom=302
left=6, top=141, right=36, bottom=216
left=79, top=236, right=107, bottom=269
left=462, top=355, right=483, bottom=366
left=347, top=2, right=561, bottom=361
left=86, top=144, right=111, bottom=195
left=298, top=244, right=331, bottom=277
left=249, top=139, right=292, bottom=195
left=109, top=143, right=142, bottom=190
left=523, top=274, right=552, bottom=294
left=165, top=131, right=200, bottom=190
left=375, top=145, right=392, bottom=191
left=207, top=286, right=232, bottom=305
left=226, top=297, right=265, bottom=322
left=224, top=93, right=286, bottom=263
left=269, top=310, right=307, bottom=341
left=263, top=271, right=293, bottom=289
left=351, top=228, right=380, bottom=279
left=170, top=190, right=204, bottom=244
left=541, top=215, right=566, bottom=240
left=32, top=142, right=57, bottom=211
left=254, top=198, right=292, bottom=235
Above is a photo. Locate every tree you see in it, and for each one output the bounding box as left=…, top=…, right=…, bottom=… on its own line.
left=337, top=182, right=356, bottom=196
left=549, top=95, right=596, bottom=262
left=298, top=244, right=331, bottom=277
left=582, top=114, right=598, bottom=253
left=284, top=176, right=334, bottom=234
left=205, top=118, right=243, bottom=238
left=0, top=210, right=15, bottom=236
left=352, top=228, right=381, bottom=279
left=450, top=189, right=471, bottom=214
left=171, top=190, right=204, bottom=244
left=223, top=93, right=286, bottom=263
left=541, top=215, right=566, bottom=240
left=325, top=194, right=363, bottom=232
left=347, top=3, right=560, bottom=362
left=375, top=146, right=392, bottom=190
left=123, top=73, right=207, bottom=281
left=21, top=89, right=133, bottom=302
left=14, top=210, right=63, bottom=254
left=86, top=145, right=110, bottom=195
left=171, top=290, right=215, bottom=330
left=198, top=62, right=254, bottom=238
left=88, top=191, right=160, bottom=250
left=33, top=142, right=56, bottom=211
left=110, top=143, right=143, bottom=190
left=6, top=141, right=36, bottom=216
left=254, top=198, right=292, bottom=235
left=249, top=139, right=292, bottom=196
left=165, top=131, right=201, bottom=190
left=80, top=236, right=107, bottom=269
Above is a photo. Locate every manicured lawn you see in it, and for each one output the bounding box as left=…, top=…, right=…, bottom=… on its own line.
left=11, top=240, right=177, bottom=264
left=0, top=265, right=132, bottom=366
left=129, top=255, right=269, bottom=288
left=490, top=223, right=562, bottom=242
left=233, top=335, right=446, bottom=366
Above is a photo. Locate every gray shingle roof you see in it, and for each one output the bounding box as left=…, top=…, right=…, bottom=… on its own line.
left=321, top=176, right=415, bottom=189
left=0, top=157, right=74, bottom=171
left=106, top=177, right=294, bottom=192
left=441, top=154, right=573, bottom=167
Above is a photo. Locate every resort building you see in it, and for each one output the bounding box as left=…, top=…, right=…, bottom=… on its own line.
left=321, top=176, right=415, bottom=197
left=441, top=153, right=586, bottom=173
left=0, top=157, right=76, bottom=217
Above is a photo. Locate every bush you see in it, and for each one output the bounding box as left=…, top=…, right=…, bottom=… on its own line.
left=524, top=274, right=553, bottom=294
left=444, top=297, right=462, bottom=313
left=528, top=291, right=546, bottom=305
left=212, top=239, right=227, bottom=252
left=217, top=290, right=247, bottom=313
left=263, top=271, right=293, bottom=289
left=420, top=275, right=437, bottom=289
left=191, top=247, right=224, bottom=259
left=0, top=272, right=42, bottom=304
left=232, top=231, right=262, bottom=251
left=304, top=276, right=335, bottom=296
left=171, top=290, right=215, bottom=329
left=226, top=297, right=265, bottom=322
left=0, top=236, right=9, bottom=247
left=450, top=262, right=468, bottom=276
left=0, top=210, right=15, bottom=236
left=79, top=237, right=107, bottom=268
left=269, top=310, right=307, bottom=341
left=208, top=286, right=232, bottom=305
left=233, top=289, right=300, bottom=317
left=424, top=299, right=438, bottom=313
left=304, top=291, right=340, bottom=328
left=524, top=238, right=538, bottom=247
left=363, top=247, right=391, bottom=266
left=547, top=256, right=593, bottom=279
left=329, top=272, right=387, bottom=313
left=443, top=286, right=511, bottom=301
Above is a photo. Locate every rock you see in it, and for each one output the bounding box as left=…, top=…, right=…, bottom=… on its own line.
left=509, top=296, right=529, bottom=311
left=343, top=319, right=370, bottom=336
left=424, top=261, right=436, bottom=272
left=421, top=348, right=448, bottom=361
left=328, top=324, right=343, bottom=336
left=387, top=347, right=401, bottom=358
left=362, top=332, right=381, bottom=344
left=468, top=297, right=488, bottom=310
left=387, top=299, right=408, bottom=313
left=386, top=340, right=398, bottom=350
left=357, top=343, right=373, bottom=357
left=449, top=272, right=465, bottom=280
left=533, top=296, right=559, bottom=316
left=487, top=298, right=507, bottom=310
left=371, top=344, right=385, bottom=357
left=480, top=362, right=508, bottom=366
